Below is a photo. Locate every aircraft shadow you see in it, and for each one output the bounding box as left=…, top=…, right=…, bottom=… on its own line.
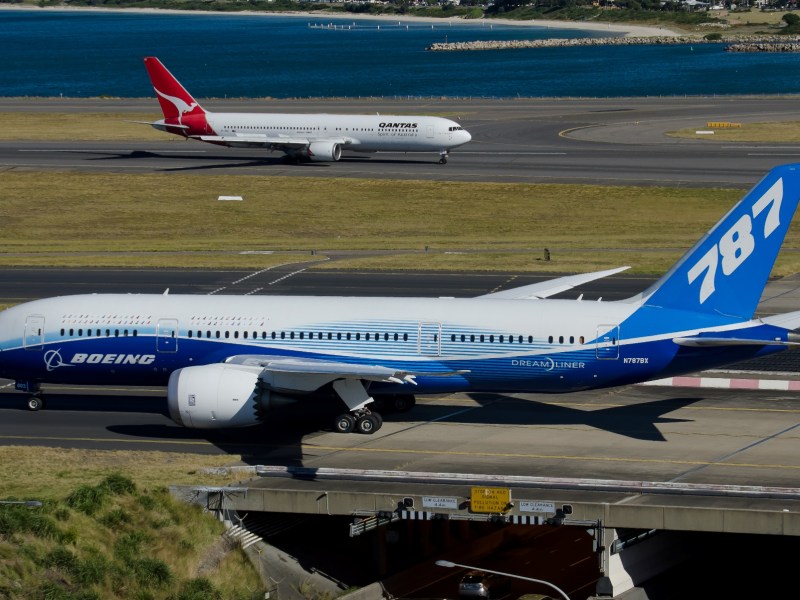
left=0, top=392, right=167, bottom=415
left=77, top=149, right=439, bottom=171
left=82, top=150, right=285, bottom=172
left=0, top=390, right=699, bottom=466
left=422, top=392, right=700, bottom=442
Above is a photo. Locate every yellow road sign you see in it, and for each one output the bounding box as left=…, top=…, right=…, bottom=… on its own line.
left=470, top=486, right=511, bottom=513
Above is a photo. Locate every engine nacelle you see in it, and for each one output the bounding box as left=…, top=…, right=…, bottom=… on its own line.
left=306, top=141, right=342, bottom=162
left=167, top=363, right=294, bottom=429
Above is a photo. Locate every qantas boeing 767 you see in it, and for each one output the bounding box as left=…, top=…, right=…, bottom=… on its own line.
left=3, top=165, right=800, bottom=434
left=141, top=57, right=472, bottom=164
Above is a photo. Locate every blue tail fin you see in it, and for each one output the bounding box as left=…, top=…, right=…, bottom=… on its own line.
left=639, top=163, right=800, bottom=319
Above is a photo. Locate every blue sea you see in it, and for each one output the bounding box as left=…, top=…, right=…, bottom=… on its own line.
left=1, top=8, right=799, bottom=98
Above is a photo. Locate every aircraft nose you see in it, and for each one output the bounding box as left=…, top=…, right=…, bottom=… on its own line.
left=462, top=129, right=472, bottom=143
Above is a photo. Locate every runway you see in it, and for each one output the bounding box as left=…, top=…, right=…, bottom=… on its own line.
left=1, top=266, right=799, bottom=494
left=3, top=96, right=800, bottom=186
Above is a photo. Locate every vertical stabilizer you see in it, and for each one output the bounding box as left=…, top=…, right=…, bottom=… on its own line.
left=143, top=57, right=206, bottom=121
left=638, top=163, right=800, bottom=319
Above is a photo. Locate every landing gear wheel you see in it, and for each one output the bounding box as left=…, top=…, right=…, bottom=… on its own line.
left=334, top=413, right=356, bottom=434
left=356, top=413, right=381, bottom=434
left=27, top=395, right=44, bottom=411
left=438, top=156, right=448, bottom=165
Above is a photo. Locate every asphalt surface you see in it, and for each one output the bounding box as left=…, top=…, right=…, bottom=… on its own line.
left=1, top=267, right=800, bottom=489
left=3, top=94, right=800, bottom=597
left=3, top=96, right=800, bottom=186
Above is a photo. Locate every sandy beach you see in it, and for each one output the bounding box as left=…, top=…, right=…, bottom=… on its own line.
left=0, top=4, right=685, bottom=38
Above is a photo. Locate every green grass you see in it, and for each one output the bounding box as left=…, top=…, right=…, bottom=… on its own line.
left=3, top=110, right=800, bottom=276
left=0, top=112, right=166, bottom=141
left=0, top=456, right=264, bottom=599
left=9, top=170, right=800, bottom=275
left=668, top=121, right=800, bottom=143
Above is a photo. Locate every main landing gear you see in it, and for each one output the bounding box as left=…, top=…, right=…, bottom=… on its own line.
left=331, top=394, right=417, bottom=435
left=334, top=409, right=383, bottom=435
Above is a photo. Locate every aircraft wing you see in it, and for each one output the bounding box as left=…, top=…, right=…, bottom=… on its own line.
left=479, top=266, right=630, bottom=300
left=226, top=354, right=467, bottom=387
left=228, top=354, right=417, bottom=383
left=193, top=134, right=350, bottom=150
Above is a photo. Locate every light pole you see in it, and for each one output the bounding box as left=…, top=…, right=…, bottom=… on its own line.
left=434, top=560, right=571, bottom=600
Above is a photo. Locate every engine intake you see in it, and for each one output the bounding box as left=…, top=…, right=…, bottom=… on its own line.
left=306, top=141, right=342, bottom=162
left=167, top=363, right=294, bottom=429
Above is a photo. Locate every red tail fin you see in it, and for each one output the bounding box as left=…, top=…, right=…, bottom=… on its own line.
left=143, top=57, right=206, bottom=120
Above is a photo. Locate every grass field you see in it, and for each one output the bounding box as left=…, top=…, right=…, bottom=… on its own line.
left=668, top=121, right=800, bottom=142
left=0, top=448, right=265, bottom=599
left=4, top=170, right=800, bottom=276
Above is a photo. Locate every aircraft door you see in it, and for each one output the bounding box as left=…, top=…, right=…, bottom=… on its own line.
left=596, top=325, right=619, bottom=360
left=426, top=126, right=434, bottom=139
left=24, top=315, right=45, bottom=351
left=418, top=322, right=441, bottom=356
left=157, top=319, right=179, bottom=353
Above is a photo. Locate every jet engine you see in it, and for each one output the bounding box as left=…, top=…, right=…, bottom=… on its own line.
left=167, top=363, right=294, bottom=429
left=306, top=141, right=342, bottom=162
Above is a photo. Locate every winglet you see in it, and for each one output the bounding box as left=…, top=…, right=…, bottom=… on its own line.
left=636, top=164, right=800, bottom=320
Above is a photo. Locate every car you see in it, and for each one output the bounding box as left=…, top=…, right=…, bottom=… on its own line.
left=458, top=570, right=512, bottom=599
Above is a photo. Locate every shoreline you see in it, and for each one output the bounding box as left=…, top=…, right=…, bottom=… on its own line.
left=0, top=4, right=685, bottom=38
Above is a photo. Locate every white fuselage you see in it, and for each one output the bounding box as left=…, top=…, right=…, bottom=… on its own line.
left=207, top=112, right=471, bottom=153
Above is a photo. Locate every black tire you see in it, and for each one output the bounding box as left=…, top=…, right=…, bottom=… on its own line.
left=334, top=413, right=356, bottom=433
left=27, top=396, right=43, bottom=411
left=356, top=414, right=380, bottom=434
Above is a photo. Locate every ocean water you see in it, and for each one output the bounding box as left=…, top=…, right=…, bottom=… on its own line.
left=1, top=8, right=799, bottom=98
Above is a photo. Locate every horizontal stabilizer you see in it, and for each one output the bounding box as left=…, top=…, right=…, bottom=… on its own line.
left=672, top=337, right=800, bottom=347
left=128, top=120, right=190, bottom=132
left=761, top=310, right=800, bottom=331
left=480, top=266, right=630, bottom=300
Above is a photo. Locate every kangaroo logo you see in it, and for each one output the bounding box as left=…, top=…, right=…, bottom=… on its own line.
left=44, top=349, right=73, bottom=372
left=154, top=87, right=198, bottom=124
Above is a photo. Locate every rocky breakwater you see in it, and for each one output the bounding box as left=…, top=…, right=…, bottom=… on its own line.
left=427, top=35, right=800, bottom=52
left=725, top=36, right=800, bottom=52
left=426, top=36, right=702, bottom=51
